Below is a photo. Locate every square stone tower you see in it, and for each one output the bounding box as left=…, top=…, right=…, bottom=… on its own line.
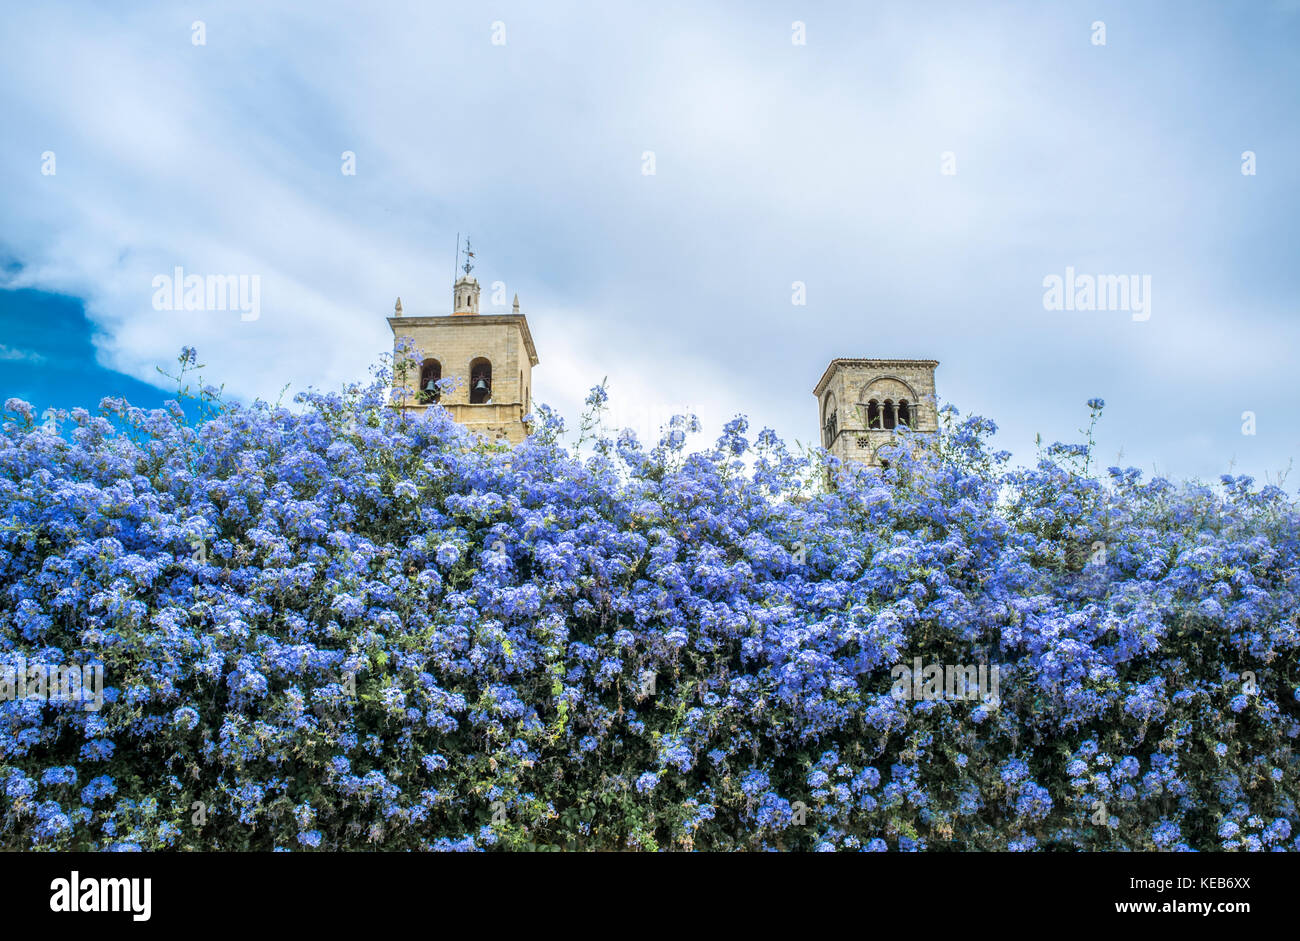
left=813, top=359, right=939, bottom=466
left=388, top=244, right=539, bottom=445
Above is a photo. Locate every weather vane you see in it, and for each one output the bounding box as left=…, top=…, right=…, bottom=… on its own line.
left=462, top=236, right=475, bottom=276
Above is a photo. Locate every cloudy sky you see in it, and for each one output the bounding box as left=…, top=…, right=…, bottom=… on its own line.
left=2, top=1, right=1298, bottom=483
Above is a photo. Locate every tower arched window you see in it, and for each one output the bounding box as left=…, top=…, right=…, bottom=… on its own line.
left=822, top=392, right=838, bottom=447
left=867, top=399, right=882, bottom=430
left=883, top=399, right=896, bottom=430
left=897, top=399, right=912, bottom=428
left=418, top=359, right=442, bottom=404
left=469, top=358, right=492, bottom=404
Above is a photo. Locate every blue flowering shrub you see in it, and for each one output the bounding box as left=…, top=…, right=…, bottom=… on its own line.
left=1, top=355, right=1297, bottom=851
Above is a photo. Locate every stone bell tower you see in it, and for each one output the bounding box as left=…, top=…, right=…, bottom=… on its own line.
left=389, top=237, right=539, bottom=444
left=813, top=358, right=939, bottom=466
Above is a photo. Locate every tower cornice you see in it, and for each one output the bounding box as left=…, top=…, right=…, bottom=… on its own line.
left=813, top=358, right=940, bottom=397
left=388, top=313, right=539, bottom=366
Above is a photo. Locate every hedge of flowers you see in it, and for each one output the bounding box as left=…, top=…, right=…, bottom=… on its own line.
left=1, top=349, right=1297, bottom=851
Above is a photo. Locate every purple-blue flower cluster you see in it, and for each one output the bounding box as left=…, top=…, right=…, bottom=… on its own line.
left=1, top=358, right=1298, bottom=851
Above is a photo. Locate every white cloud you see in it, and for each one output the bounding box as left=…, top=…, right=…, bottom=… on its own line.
left=0, top=345, right=46, bottom=364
